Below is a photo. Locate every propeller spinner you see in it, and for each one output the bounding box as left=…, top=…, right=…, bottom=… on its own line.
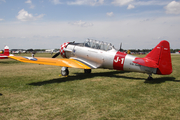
left=52, top=42, right=69, bottom=58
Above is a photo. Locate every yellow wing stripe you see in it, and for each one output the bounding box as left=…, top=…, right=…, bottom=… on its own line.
left=8, top=56, right=91, bottom=69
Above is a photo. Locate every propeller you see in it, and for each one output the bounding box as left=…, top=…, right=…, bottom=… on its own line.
left=118, top=43, right=122, bottom=51
left=52, top=52, right=60, bottom=58
left=52, top=41, right=74, bottom=58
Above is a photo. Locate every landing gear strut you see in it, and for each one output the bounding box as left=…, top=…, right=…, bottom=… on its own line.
left=147, top=74, right=153, bottom=80
left=61, top=67, right=69, bottom=76
left=84, top=69, right=91, bottom=74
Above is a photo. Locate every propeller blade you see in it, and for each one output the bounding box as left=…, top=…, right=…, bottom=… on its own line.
left=52, top=52, right=60, bottom=58
left=120, top=43, right=122, bottom=51
left=119, top=43, right=122, bottom=51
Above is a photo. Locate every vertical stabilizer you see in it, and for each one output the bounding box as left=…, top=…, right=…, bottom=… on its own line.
left=145, top=40, right=172, bottom=75
left=4, top=46, right=9, bottom=56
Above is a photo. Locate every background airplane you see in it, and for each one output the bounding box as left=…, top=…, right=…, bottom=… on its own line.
left=0, top=46, right=10, bottom=59
left=9, top=39, right=172, bottom=80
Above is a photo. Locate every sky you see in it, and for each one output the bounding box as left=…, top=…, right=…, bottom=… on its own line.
left=0, top=0, right=180, bottom=49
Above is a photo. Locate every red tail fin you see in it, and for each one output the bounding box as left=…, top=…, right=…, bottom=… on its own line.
left=145, top=40, right=172, bottom=75
left=4, top=46, right=9, bottom=56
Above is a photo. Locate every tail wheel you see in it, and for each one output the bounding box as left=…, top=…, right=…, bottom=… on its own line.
left=61, top=67, right=69, bottom=76
left=147, top=76, right=153, bottom=80
left=147, top=74, right=153, bottom=80
left=84, top=69, right=91, bottom=74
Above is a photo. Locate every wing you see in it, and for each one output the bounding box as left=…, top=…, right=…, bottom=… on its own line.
left=70, top=57, right=97, bottom=69
left=8, top=56, right=91, bottom=69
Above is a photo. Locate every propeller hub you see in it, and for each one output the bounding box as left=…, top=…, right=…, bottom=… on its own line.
left=60, top=42, right=69, bottom=58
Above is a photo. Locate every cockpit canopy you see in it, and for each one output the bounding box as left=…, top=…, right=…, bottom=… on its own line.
left=84, top=39, right=113, bottom=51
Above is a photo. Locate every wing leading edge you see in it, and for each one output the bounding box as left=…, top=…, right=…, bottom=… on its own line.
left=8, top=56, right=91, bottom=69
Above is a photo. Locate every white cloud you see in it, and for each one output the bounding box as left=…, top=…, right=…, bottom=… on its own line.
left=112, top=0, right=133, bottom=6
left=111, top=0, right=170, bottom=7
left=0, top=19, right=4, bottom=21
left=0, top=0, right=5, bottom=3
left=67, top=0, right=104, bottom=6
left=98, top=0, right=104, bottom=5
left=67, top=0, right=84, bottom=5
left=1, top=16, right=180, bottom=49
left=127, top=4, right=135, bottom=9
left=69, top=20, right=93, bottom=27
left=133, top=0, right=169, bottom=6
left=106, top=12, right=114, bottom=17
left=165, top=1, right=180, bottom=14
left=50, top=0, right=62, bottom=5
left=16, top=9, right=45, bottom=21
left=25, top=0, right=31, bottom=4
left=25, top=0, right=35, bottom=9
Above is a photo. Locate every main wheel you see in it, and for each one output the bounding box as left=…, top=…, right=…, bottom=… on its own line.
left=61, top=68, right=69, bottom=76
left=84, top=69, right=91, bottom=74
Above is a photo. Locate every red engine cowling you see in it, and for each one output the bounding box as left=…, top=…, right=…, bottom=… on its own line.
left=60, top=42, right=69, bottom=58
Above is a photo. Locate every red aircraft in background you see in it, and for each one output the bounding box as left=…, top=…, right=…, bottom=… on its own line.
left=0, top=46, right=10, bottom=59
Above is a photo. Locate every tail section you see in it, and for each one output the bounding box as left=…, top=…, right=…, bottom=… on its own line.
left=145, top=40, right=172, bottom=75
left=4, top=46, right=9, bottom=56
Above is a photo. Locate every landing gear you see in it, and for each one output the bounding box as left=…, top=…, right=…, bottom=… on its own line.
left=84, top=69, right=91, bottom=74
left=147, top=74, right=153, bottom=80
left=61, top=67, right=69, bottom=76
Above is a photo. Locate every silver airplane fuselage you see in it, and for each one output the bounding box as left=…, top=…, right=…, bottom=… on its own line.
left=61, top=39, right=157, bottom=75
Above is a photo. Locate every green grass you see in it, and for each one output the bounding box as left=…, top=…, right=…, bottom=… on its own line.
left=0, top=54, right=180, bottom=120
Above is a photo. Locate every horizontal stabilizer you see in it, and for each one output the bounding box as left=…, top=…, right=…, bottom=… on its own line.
left=0, top=55, right=8, bottom=57
left=133, top=58, right=158, bottom=68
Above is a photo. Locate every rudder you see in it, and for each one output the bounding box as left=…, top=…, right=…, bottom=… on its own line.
left=145, top=40, right=172, bottom=75
left=4, top=46, right=9, bottom=56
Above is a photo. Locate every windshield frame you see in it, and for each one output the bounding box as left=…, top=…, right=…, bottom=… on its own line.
left=84, top=39, right=113, bottom=51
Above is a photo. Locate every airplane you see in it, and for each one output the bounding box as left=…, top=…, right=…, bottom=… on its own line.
left=8, top=39, right=172, bottom=80
left=0, top=46, right=10, bottom=59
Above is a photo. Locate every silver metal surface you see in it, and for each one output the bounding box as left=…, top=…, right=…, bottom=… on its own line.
left=63, top=39, right=158, bottom=75
left=124, top=54, right=157, bottom=73
left=66, top=39, right=117, bottom=69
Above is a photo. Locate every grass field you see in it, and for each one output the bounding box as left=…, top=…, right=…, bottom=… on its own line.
left=0, top=53, right=180, bottom=120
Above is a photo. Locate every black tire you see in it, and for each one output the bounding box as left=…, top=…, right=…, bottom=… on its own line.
left=61, top=69, right=69, bottom=76
left=84, top=69, right=91, bottom=74
left=147, top=76, right=153, bottom=80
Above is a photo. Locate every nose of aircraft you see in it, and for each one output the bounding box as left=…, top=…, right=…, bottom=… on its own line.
left=60, top=42, right=69, bottom=58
